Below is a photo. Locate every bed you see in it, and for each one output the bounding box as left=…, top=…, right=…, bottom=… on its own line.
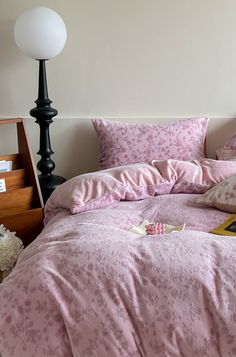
left=1, top=117, right=236, bottom=357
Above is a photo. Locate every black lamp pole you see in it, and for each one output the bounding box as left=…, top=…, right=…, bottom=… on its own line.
left=30, top=59, right=66, bottom=203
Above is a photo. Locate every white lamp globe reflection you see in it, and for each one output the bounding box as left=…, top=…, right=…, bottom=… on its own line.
left=14, top=6, right=67, bottom=60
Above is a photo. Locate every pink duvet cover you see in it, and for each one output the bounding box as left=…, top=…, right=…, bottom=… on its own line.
left=0, top=191, right=236, bottom=357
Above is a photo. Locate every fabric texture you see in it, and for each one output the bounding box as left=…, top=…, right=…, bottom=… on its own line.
left=216, top=132, right=236, bottom=160
left=197, top=174, right=236, bottom=213
left=44, top=163, right=176, bottom=220
left=0, top=194, right=235, bottom=357
left=92, top=117, right=209, bottom=169
left=45, top=159, right=236, bottom=222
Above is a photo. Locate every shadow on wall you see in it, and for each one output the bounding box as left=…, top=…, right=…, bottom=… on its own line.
left=208, top=117, right=236, bottom=158
left=63, top=122, right=99, bottom=179
left=50, top=118, right=99, bottom=180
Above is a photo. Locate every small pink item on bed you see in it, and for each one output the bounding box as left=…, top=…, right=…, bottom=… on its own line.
left=145, top=222, right=166, bottom=235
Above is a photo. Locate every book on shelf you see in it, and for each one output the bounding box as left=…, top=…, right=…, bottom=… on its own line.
left=0, top=178, right=6, bottom=192
left=0, top=160, right=12, bottom=172
left=211, top=215, right=236, bottom=236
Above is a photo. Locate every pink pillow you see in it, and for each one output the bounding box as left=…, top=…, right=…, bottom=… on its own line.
left=92, top=117, right=209, bottom=169
left=44, top=163, right=175, bottom=219
left=152, top=159, right=236, bottom=194
left=197, top=175, right=236, bottom=213
left=216, top=132, right=236, bottom=160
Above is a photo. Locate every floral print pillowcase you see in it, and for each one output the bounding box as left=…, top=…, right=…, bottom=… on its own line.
left=198, top=174, right=236, bottom=213
left=217, top=132, right=236, bottom=161
left=92, top=117, right=209, bottom=169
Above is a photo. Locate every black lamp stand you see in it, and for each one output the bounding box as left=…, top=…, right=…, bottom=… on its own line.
left=30, top=59, right=66, bottom=203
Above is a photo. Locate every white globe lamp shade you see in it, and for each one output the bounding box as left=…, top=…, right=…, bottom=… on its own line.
left=14, top=6, right=67, bottom=60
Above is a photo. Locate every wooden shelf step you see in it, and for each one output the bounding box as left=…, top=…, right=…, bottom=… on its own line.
left=0, top=168, right=26, bottom=190
left=0, top=186, right=34, bottom=217
left=0, top=153, right=22, bottom=170
left=0, top=208, right=44, bottom=247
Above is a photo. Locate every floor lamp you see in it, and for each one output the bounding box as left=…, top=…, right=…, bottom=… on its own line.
left=14, top=6, right=67, bottom=203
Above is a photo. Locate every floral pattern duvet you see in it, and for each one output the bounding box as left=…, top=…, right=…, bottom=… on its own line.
left=1, top=159, right=236, bottom=357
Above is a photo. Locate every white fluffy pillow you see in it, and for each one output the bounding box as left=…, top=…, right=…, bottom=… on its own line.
left=198, top=175, right=236, bottom=213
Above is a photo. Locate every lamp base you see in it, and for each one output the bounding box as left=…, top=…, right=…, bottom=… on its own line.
left=38, top=174, right=66, bottom=203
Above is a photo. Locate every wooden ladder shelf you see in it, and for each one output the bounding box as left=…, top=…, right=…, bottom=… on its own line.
left=0, top=118, right=44, bottom=246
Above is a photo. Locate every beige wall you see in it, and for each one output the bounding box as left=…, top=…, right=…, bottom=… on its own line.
left=0, top=0, right=236, bottom=178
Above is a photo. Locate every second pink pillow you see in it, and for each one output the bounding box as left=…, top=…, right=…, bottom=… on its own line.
left=92, top=117, right=209, bottom=169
